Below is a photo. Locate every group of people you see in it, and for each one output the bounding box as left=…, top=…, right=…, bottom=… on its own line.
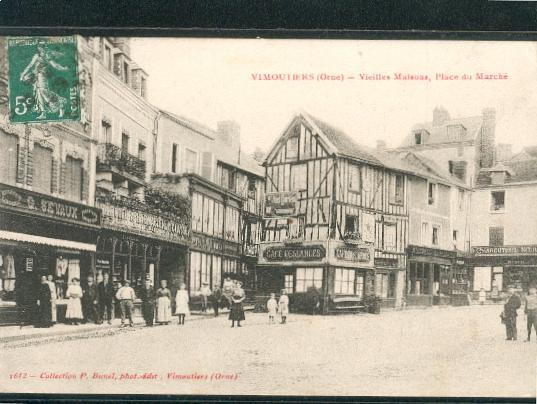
left=197, top=277, right=248, bottom=327
left=501, top=286, right=537, bottom=342
left=35, top=273, right=115, bottom=328
left=266, top=290, right=289, bottom=324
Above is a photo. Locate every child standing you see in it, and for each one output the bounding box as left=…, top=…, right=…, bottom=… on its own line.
left=175, top=283, right=190, bottom=325
left=267, top=293, right=278, bottom=324
left=278, top=289, right=289, bottom=324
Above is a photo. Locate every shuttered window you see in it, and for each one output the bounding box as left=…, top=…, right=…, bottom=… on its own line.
left=65, top=156, right=83, bottom=201
left=201, top=151, right=213, bottom=181
left=489, top=227, right=504, bottom=247
left=0, top=131, right=18, bottom=184
left=33, top=144, right=53, bottom=194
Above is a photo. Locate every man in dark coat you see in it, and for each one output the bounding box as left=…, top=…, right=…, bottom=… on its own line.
left=210, top=286, right=222, bottom=317
left=139, top=279, right=156, bottom=327
left=98, top=272, right=114, bottom=324
left=504, top=287, right=522, bottom=341
left=36, top=275, right=52, bottom=328
left=82, top=276, right=100, bottom=324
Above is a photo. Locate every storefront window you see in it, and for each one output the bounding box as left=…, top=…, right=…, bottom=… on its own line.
left=355, top=274, right=364, bottom=299
left=335, top=268, right=355, bottom=294
left=211, top=256, right=221, bottom=288
left=0, top=253, right=16, bottom=302
left=375, top=273, right=389, bottom=298
left=284, top=274, right=294, bottom=293
left=474, top=266, right=492, bottom=291
left=296, top=267, right=322, bottom=292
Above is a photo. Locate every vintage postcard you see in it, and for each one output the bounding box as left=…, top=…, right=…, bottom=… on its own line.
left=0, top=36, right=536, bottom=399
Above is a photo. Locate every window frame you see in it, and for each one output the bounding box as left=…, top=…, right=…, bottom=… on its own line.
left=185, top=148, right=198, bottom=174
left=427, top=181, right=438, bottom=206
left=490, top=190, right=506, bottom=213
left=432, top=225, right=440, bottom=246
left=348, top=164, right=362, bottom=193
left=295, top=267, right=323, bottom=293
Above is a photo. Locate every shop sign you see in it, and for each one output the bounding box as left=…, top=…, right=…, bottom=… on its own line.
left=374, top=257, right=399, bottom=268
left=97, top=201, right=190, bottom=245
left=191, top=233, right=240, bottom=256
left=407, top=245, right=457, bottom=259
left=0, top=183, right=101, bottom=228
left=472, top=245, right=537, bottom=257
left=26, top=257, right=33, bottom=272
left=8, top=36, right=80, bottom=123
left=263, top=245, right=326, bottom=262
left=334, top=246, right=371, bottom=263
left=264, top=191, right=298, bottom=218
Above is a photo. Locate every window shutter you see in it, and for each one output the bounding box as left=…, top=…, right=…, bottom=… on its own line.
left=81, top=168, right=89, bottom=202
left=26, top=146, right=33, bottom=186
left=59, top=160, right=67, bottom=195
left=201, top=151, right=213, bottom=181
left=51, top=158, right=59, bottom=194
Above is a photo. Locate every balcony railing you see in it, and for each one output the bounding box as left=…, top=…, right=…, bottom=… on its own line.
left=97, top=143, right=146, bottom=182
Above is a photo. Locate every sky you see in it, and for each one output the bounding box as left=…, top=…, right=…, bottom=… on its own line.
left=130, top=38, right=537, bottom=155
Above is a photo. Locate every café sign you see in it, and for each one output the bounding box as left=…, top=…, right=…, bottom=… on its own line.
left=97, top=201, right=190, bottom=245
left=473, top=245, right=537, bottom=257
left=0, top=183, right=100, bottom=228
left=263, top=244, right=326, bottom=262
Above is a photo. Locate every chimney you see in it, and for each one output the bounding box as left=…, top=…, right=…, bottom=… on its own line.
left=432, top=106, right=450, bottom=127
left=217, top=120, right=241, bottom=164
left=376, top=140, right=386, bottom=151
left=479, top=107, right=496, bottom=169
left=111, top=37, right=131, bottom=57
left=495, top=143, right=512, bottom=162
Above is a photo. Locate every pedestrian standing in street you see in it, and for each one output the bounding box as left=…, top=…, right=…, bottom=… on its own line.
left=115, top=280, right=136, bottom=327
left=65, top=278, right=83, bottom=325
left=524, top=286, right=537, bottom=342
left=210, top=285, right=222, bottom=317
left=222, top=277, right=234, bottom=308
left=199, top=282, right=211, bottom=313
left=278, top=289, right=289, bottom=324
left=175, top=283, right=190, bottom=325
left=46, top=274, right=57, bottom=324
left=503, top=287, right=522, bottom=341
left=139, top=279, right=156, bottom=327
left=82, top=276, right=100, bottom=324
left=36, top=275, right=53, bottom=328
left=156, top=279, right=172, bottom=325
left=229, top=281, right=246, bottom=328
left=267, top=293, right=277, bottom=324
left=478, top=288, right=486, bottom=305
left=98, top=273, right=115, bottom=325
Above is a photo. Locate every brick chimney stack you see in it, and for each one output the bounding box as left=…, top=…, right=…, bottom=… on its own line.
left=479, top=107, right=496, bottom=169
left=432, top=106, right=450, bottom=127
left=217, top=120, right=241, bottom=164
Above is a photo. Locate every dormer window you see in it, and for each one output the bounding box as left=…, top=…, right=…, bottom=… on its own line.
left=413, top=129, right=429, bottom=145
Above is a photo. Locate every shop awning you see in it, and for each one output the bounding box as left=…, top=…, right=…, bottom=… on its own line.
left=0, top=230, right=96, bottom=252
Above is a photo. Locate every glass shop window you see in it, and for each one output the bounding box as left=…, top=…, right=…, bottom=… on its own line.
left=335, top=268, right=355, bottom=295
left=295, top=267, right=323, bottom=293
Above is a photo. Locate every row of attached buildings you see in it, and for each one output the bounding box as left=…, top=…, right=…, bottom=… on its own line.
left=0, top=36, right=535, bottom=323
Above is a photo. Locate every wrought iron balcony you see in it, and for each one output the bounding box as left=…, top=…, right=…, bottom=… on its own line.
left=97, top=143, right=146, bottom=182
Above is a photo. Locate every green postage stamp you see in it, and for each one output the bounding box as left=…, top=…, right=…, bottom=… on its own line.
left=7, top=36, right=80, bottom=123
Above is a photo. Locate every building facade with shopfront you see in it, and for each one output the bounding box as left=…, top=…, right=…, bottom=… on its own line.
left=0, top=36, right=100, bottom=325
left=471, top=156, right=537, bottom=297
left=259, top=112, right=416, bottom=312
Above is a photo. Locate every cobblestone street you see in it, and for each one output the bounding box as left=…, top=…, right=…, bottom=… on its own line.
left=1, top=305, right=535, bottom=397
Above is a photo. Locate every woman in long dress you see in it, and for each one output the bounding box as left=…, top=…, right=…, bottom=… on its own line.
left=175, top=283, right=190, bottom=326
left=156, top=280, right=172, bottom=325
left=278, top=289, right=289, bottom=324
left=65, top=278, right=83, bottom=325
left=46, top=274, right=57, bottom=323
left=229, top=282, right=246, bottom=328
left=36, top=275, right=52, bottom=328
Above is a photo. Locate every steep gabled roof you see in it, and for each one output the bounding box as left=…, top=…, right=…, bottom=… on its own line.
left=398, top=115, right=483, bottom=148
left=304, top=113, right=381, bottom=166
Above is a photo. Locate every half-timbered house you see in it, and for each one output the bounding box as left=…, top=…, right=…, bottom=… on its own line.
left=258, top=112, right=412, bottom=312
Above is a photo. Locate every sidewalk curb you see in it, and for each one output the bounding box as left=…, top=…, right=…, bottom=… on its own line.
left=0, top=306, right=254, bottom=345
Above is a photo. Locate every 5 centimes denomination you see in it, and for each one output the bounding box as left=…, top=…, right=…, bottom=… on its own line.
left=7, top=36, right=80, bottom=123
